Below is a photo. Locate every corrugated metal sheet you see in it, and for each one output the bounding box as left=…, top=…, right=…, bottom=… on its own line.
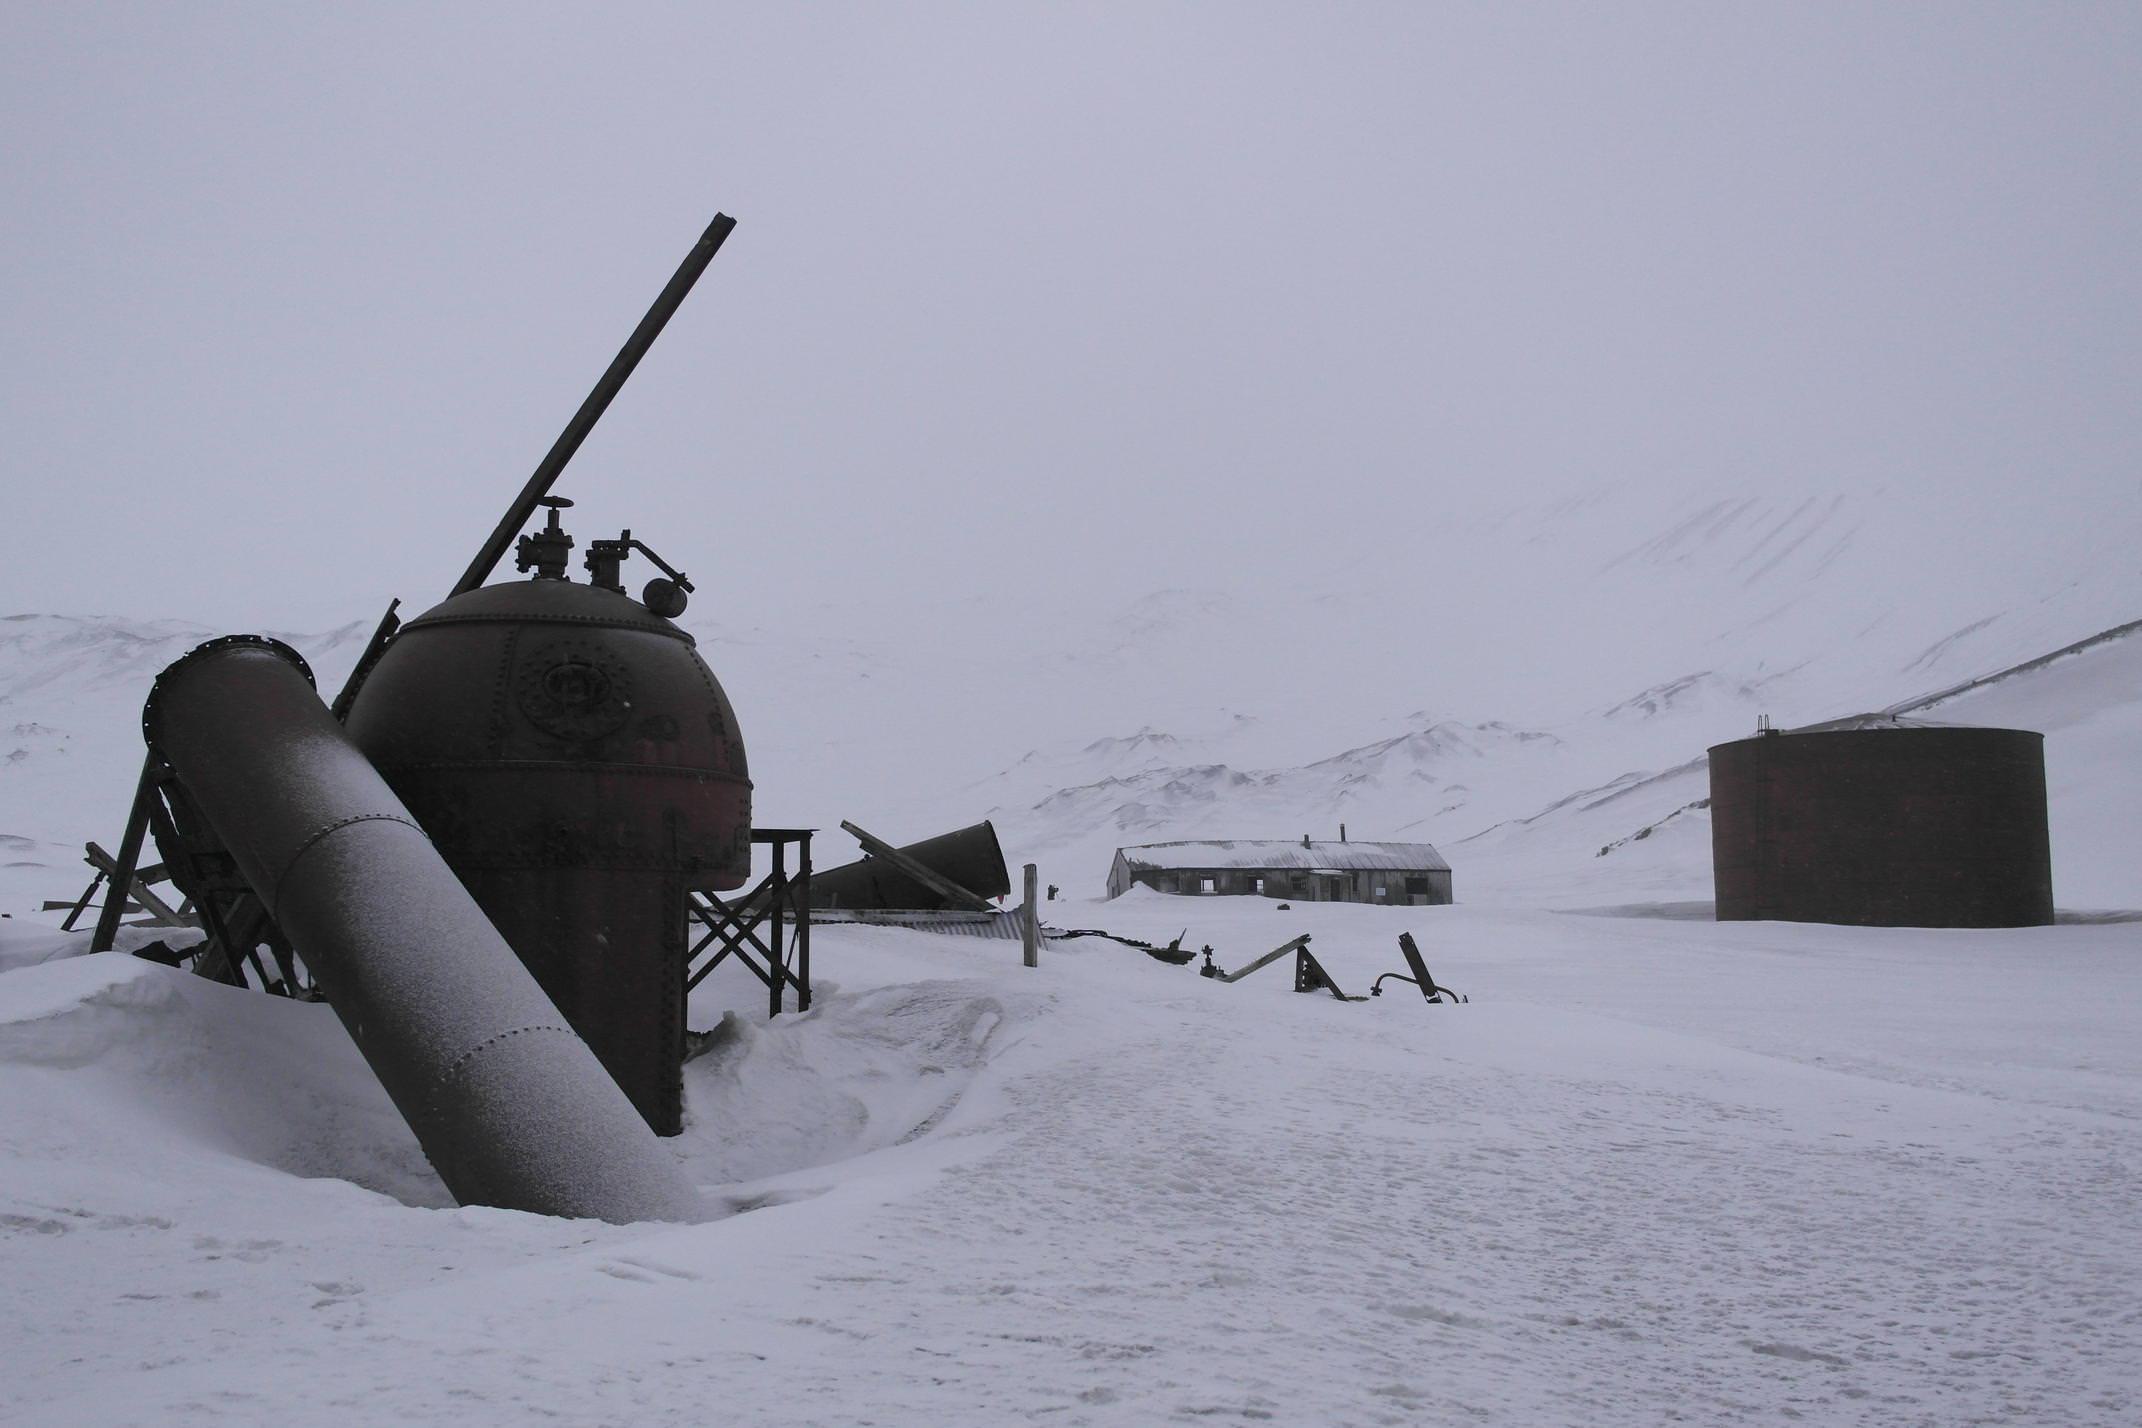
left=1115, top=839, right=1450, bottom=873
left=813, top=908, right=1040, bottom=941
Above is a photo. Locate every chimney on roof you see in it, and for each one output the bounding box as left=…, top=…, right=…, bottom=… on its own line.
left=1302, top=833, right=1310, bottom=849
left=1340, top=823, right=1347, bottom=843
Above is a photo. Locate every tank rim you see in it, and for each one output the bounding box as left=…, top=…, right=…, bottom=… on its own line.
left=398, top=581, right=695, bottom=647
left=1706, top=722, right=2043, bottom=758
left=144, top=634, right=314, bottom=750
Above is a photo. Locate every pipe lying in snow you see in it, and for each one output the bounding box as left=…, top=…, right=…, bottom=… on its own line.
left=810, top=820, right=1011, bottom=910
left=145, top=637, right=707, bottom=1224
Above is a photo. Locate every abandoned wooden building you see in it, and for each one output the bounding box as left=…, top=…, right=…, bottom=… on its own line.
left=1105, top=838, right=1453, bottom=905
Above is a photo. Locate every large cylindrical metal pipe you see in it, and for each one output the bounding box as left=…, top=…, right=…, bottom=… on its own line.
left=145, top=637, right=706, bottom=1223
left=809, top=820, right=1011, bottom=910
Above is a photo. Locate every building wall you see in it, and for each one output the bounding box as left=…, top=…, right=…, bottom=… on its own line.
left=1122, top=867, right=1451, bottom=905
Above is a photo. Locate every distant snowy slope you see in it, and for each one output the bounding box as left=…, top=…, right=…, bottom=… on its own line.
left=983, top=717, right=1576, bottom=893
left=5, top=481, right=2137, bottom=914
left=1460, top=621, right=2142, bottom=909
left=1899, top=621, right=2142, bottom=908
left=964, top=481, right=2142, bottom=898
left=0, top=616, right=372, bottom=913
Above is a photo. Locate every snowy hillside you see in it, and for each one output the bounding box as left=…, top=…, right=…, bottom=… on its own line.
left=5, top=483, right=2139, bottom=915
left=957, top=482, right=2142, bottom=901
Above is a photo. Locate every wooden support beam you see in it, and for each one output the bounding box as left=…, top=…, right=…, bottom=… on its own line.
left=83, top=842, right=192, bottom=927
left=1214, top=934, right=1312, bottom=984
left=1022, top=863, right=1039, bottom=969
left=46, top=897, right=165, bottom=918
left=49, top=877, right=103, bottom=928
left=769, top=838, right=787, bottom=1017
left=187, top=894, right=266, bottom=988
left=793, top=835, right=812, bottom=1013
left=1396, top=932, right=1433, bottom=997
left=683, top=834, right=814, bottom=1016
left=89, top=757, right=159, bottom=953
left=1293, top=946, right=1363, bottom=1001
left=686, top=890, right=781, bottom=991
left=837, top=820, right=996, bottom=912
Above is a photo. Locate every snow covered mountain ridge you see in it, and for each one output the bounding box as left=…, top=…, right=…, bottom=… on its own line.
left=5, top=483, right=2138, bottom=913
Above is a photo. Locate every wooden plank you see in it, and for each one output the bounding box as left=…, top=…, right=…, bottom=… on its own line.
left=89, top=758, right=158, bottom=952
left=686, top=889, right=779, bottom=991
left=837, top=820, right=996, bottom=912
left=46, top=888, right=99, bottom=918
left=1022, top=863, right=1039, bottom=968
left=810, top=909, right=1017, bottom=939
left=1397, top=932, right=1433, bottom=994
left=84, top=840, right=193, bottom=927
left=1215, top=934, right=1312, bottom=984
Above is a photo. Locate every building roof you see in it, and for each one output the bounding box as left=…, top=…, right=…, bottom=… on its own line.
left=1114, top=839, right=1450, bottom=874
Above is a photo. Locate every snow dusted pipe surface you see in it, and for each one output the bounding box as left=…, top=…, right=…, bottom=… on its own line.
left=144, top=637, right=707, bottom=1225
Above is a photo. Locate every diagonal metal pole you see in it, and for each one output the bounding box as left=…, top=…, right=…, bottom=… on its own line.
left=449, top=212, right=738, bottom=599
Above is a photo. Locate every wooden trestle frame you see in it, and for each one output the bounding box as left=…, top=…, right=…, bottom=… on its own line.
left=686, top=828, right=814, bottom=1018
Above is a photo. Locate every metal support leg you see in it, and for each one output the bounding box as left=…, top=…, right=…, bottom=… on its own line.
left=686, top=830, right=814, bottom=1017
left=769, top=839, right=786, bottom=1018
left=795, top=834, right=811, bottom=1012
left=90, top=755, right=158, bottom=953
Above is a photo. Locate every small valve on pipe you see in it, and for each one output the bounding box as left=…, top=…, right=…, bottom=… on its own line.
left=515, top=497, right=576, bottom=580
left=583, top=526, right=694, bottom=617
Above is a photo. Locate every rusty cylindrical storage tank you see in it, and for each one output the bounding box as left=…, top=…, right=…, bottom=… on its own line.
left=1707, top=721, right=2052, bottom=927
left=343, top=575, right=750, bottom=1135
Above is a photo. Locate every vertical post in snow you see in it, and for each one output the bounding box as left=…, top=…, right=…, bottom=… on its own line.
left=1022, top=863, right=1039, bottom=969
left=770, top=836, right=787, bottom=1018
left=796, top=833, right=812, bottom=1012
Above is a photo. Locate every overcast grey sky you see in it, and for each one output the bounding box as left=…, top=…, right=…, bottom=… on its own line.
left=4, top=3, right=2137, bottom=632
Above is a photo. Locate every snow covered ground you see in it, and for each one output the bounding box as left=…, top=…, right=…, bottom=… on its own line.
left=3, top=894, right=2137, bottom=1425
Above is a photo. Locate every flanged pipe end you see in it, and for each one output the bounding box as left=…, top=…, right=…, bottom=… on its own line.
left=143, top=634, right=314, bottom=750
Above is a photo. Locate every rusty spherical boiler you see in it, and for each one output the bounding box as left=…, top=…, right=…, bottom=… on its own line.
left=1708, top=721, right=2052, bottom=928
left=344, top=571, right=749, bottom=1134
